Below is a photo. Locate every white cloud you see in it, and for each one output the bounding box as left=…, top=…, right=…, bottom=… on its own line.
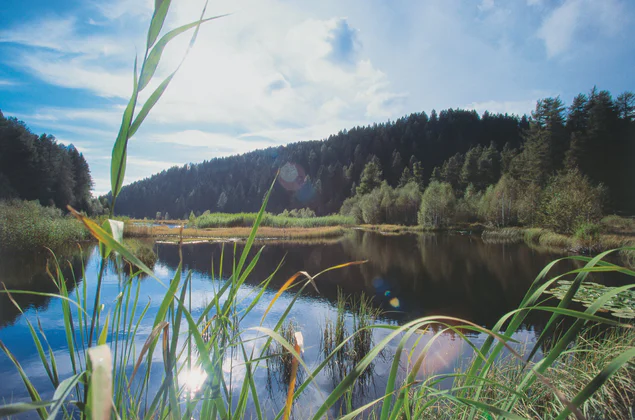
left=537, top=0, right=626, bottom=58
left=1, top=0, right=404, bottom=136
left=479, top=0, right=495, bottom=12
left=150, top=130, right=278, bottom=156
left=0, top=79, right=17, bottom=86
left=463, top=99, right=537, bottom=116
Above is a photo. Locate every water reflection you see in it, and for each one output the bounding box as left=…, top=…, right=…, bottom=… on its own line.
left=0, top=231, right=629, bottom=417
left=154, top=231, right=591, bottom=328
left=0, top=245, right=87, bottom=328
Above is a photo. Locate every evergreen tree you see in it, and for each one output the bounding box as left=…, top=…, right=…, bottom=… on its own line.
left=440, top=153, right=463, bottom=191
left=356, top=156, right=383, bottom=195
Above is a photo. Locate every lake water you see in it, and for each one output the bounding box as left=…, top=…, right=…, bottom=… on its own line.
left=0, top=231, right=627, bottom=417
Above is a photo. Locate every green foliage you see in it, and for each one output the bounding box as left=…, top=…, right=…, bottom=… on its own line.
left=0, top=112, right=96, bottom=213
left=341, top=181, right=422, bottom=225
left=356, top=156, right=383, bottom=195
left=540, top=168, right=606, bottom=234
left=192, top=211, right=354, bottom=228
left=546, top=281, right=635, bottom=319
left=278, top=207, right=316, bottom=218
left=0, top=200, right=89, bottom=250
left=418, top=181, right=456, bottom=227
left=574, top=223, right=602, bottom=243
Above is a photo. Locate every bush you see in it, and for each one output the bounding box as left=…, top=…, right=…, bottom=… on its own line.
left=278, top=207, right=316, bottom=218
left=340, top=181, right=422, bottom=225
left=540, top=169, right=606, bottom=234
left=418, top=181, right=456, bottom=227
left=574, top=223, right=601, bottom=243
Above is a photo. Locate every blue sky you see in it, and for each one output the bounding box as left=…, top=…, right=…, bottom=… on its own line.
left=1, top=0, right=634, bottom=195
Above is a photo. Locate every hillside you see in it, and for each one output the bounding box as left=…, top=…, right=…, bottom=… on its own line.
left=111, top=88, right=634, bottom=218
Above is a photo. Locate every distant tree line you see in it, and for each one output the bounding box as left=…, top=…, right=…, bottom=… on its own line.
left=0, top=110, right=101, bottom=214
left=111, top=88, right=634, bottom=221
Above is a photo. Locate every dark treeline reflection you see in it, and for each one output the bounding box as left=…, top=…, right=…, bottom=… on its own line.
left=0, top=246, right=87, bottom=327
left=156, top=231, right=619, bottom=330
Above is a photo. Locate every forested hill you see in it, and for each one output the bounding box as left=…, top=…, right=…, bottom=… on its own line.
left=0, top=111, right=96, bottom=213
left=112, top=88, right=635, bottom=218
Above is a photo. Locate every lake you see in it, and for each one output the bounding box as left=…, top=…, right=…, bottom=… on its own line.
left=0, top=231, right=627, bottom=418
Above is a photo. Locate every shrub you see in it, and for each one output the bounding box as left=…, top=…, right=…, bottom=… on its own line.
left=540, top=168, right=606, bottom=234
left=340, top=181, right=422, bottom=225
left=418, top=181, right=456, bottom=227
left=574, top=222, right=601, bottom=243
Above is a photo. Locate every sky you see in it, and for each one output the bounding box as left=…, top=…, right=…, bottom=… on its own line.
left=1, top=0, right=634, bottom=195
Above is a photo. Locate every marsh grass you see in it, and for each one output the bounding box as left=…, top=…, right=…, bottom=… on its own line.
left=120, top=239, right=157, bottom=270
left=266, top=320, right=304, bottom=388
left=125, top=223, right=347, bottom=240
left=0, top=200, right=89, bottom=250
left=191, top=212, right=355, bottom=229
left=1, top=1, right=634, bottom=419
left=412, top=327, right=635, bottom=419
left=483, top=226, right=635, bottom=259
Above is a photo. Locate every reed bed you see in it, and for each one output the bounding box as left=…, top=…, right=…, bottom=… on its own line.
left=190, top=212, right=355, bottom=229
left=0, top=199, right=89, bottom=250
left=125, top=223, right=348, bottom=241
left=412, top=327, right=635, bottom=419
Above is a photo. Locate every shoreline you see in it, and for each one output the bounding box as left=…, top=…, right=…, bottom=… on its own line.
left=123, top=220, right=634, bottom=258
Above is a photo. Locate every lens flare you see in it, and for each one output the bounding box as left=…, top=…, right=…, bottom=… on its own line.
left=389, top=297, right=400, bottom=308
left=279, top=162, right=306, bottom=192
left=179, top=366, right=208, bottom=398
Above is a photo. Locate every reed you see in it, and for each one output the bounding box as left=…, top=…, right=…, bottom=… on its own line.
left=126, top=224, right=347, bottom=240
left=0, top=200, right=89, bottom=250
left=191, top=212, right=355, bottom=229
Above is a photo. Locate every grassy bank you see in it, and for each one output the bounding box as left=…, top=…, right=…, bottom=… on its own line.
left=126, top=223, right=348, bottom=242
left=482, top=224, right=635, bottom=253
left=190, top=212, right=355, bottom=228
left=0, top=200, right=90, bottom=250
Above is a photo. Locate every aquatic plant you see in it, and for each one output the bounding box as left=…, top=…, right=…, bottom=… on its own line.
left=546, top=280, right=635, bottom=319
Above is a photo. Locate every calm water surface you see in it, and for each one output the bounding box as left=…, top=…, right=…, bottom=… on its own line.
left=0, top=231, right=627, bottom=417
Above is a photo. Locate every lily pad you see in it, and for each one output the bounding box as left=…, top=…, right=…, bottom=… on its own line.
left=545, top=280, right=635, bottom=319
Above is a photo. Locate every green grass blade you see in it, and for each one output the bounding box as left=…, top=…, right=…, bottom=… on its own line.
left=0, top=341, right=47, bottom=419
left=110, top=55, right=138, bottom=200
left=146, top=0, right=171, bottom=49
left=455, top=397, right=529, bottom=419
left=48, top=373, right=84, bottom=419
left=0, top=401, right=53, bottom=417
left=554, top=347, right=635, bottom=420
